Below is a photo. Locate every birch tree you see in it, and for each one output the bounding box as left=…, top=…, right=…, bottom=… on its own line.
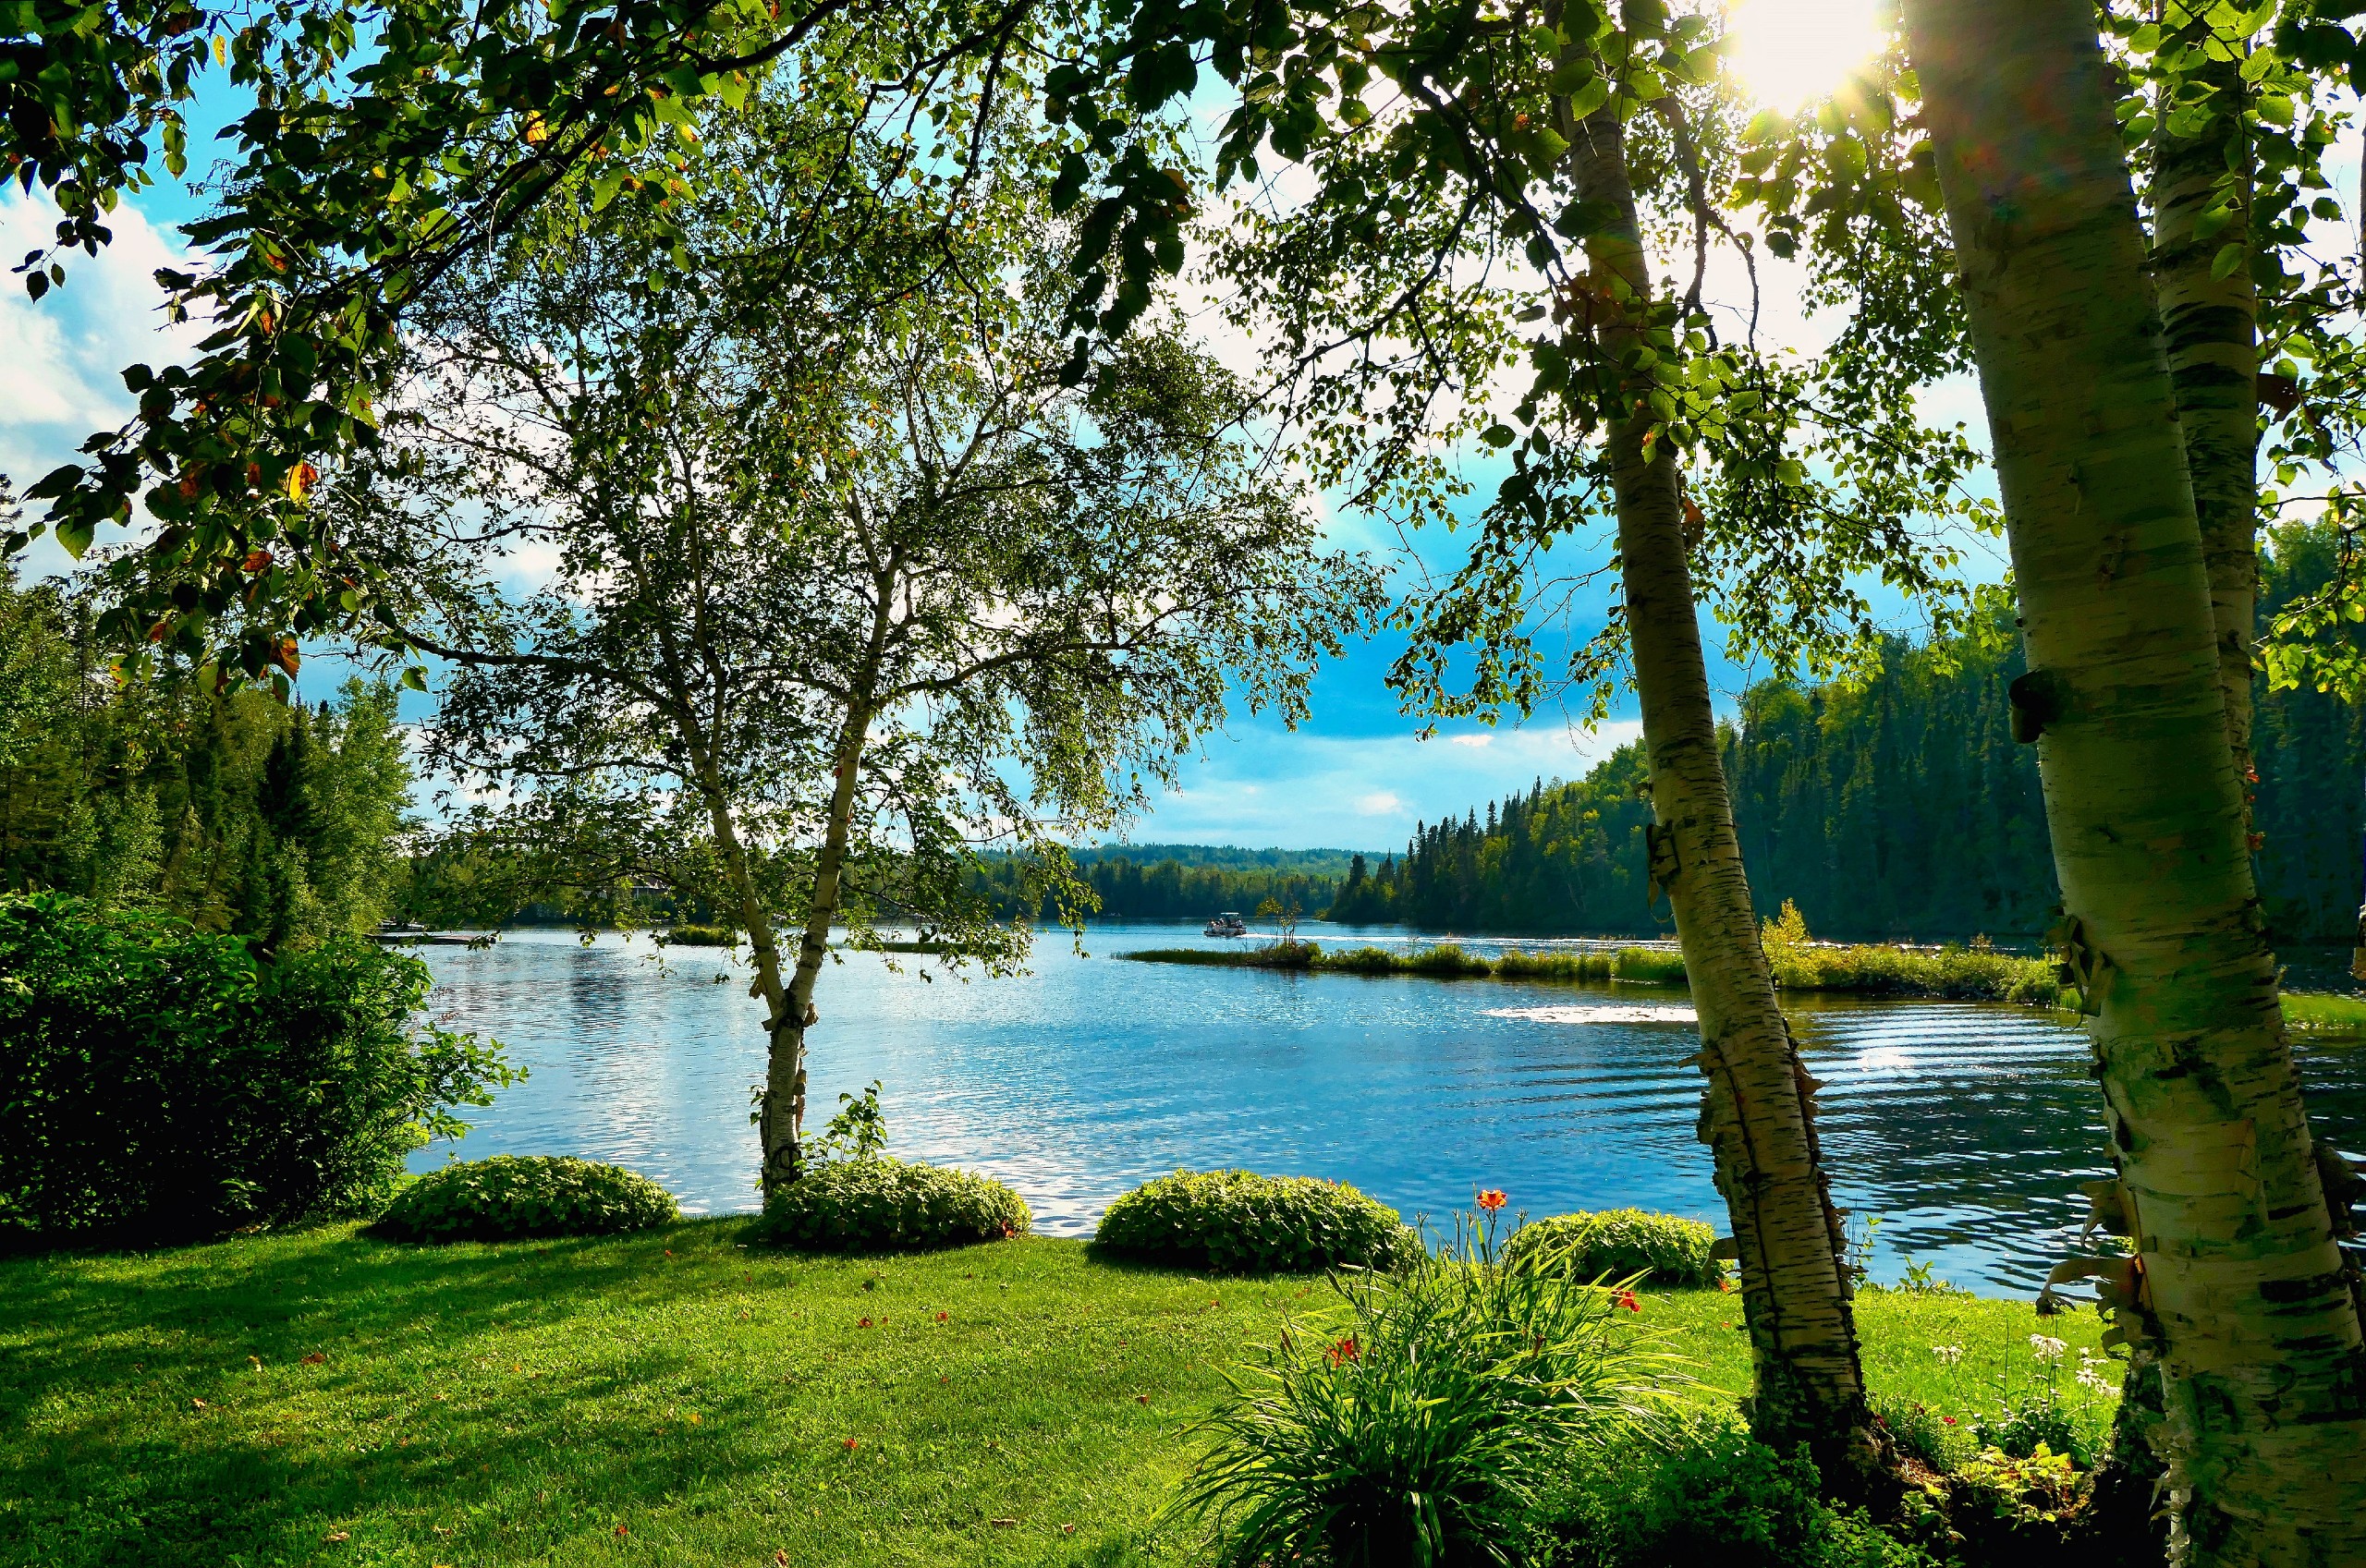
left=340, top=104, right=1378, bottom=1197
left=1895, top=2, right=2366, bottom=1558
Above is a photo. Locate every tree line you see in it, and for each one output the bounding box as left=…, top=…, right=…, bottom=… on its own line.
left=0, top=563, right=413, bottom=950
left=1333, top=523, right=2366, bottom=947
left=973, top=847, right=1353, bottom=924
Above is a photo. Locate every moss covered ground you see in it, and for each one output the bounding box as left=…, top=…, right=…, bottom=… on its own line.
left=1, top=1225, right=2116, bottom=1568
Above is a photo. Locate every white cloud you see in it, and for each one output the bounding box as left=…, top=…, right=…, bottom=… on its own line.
left=1128, top=717, right=1646, bottom=849
left=1447, top=733, right=1492, bottom=748
left=0, top=189, right=204, bottom=577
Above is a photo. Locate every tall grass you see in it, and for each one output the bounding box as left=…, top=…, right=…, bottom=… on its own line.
left=1169, top=1217, right=1677, bottom=1567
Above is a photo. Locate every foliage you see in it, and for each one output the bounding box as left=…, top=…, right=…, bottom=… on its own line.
left=1613, top=946, right=1689, bottom=986
left=1548, top=1416, right=1938, bottom=1568
left=0, top=565, right=415, bottom=945
left=9, top=3, right=1213, bottom=684
left=748, top=1158, right=1031, bottom=1255
left=1095, top=1170, right=1419, bottom=1275
left=371, top=1155, right=675, bottom=1243
left=0, top=892, right=512, bottom=1242
left=1169, top=1215, right=1674, bottom=1568
left=1501, top=1209, right=1724, bottom=1290
left=806, top=1081, right=888, bottom=1166
left=2280, top=992, right=2366, bottom=1032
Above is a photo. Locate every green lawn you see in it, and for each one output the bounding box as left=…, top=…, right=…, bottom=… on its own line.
left=0, top=1224, right=2116, bottom=1568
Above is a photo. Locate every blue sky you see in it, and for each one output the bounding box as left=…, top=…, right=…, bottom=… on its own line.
left=0, top=52, right=2019, bottom=856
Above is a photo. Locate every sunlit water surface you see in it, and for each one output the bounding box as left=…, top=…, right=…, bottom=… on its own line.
left=409, top=924, right=2366, bottom=1294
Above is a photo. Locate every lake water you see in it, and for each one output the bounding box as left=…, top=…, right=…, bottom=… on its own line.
left=407, top=922, right=2366, bottom=1295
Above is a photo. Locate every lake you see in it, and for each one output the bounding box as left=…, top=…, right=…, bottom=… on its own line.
left=407, top=921, right=2366, bottom=1295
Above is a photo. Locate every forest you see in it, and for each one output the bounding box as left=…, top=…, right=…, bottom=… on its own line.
left=1331, top=521, right=2366, bottom=941
left=973, top=845, right=1354, bottom=923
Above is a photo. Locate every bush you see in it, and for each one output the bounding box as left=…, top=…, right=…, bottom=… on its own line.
left=1549, top=1417, right=1938, bottom=1568
left=1494, top=948, right=1616, bottom=982
left=1502, top=1208, right=1724, bottom=1288
left=659, top=923, right=737, bottom=946
left=750, top=1157, right=1031, bottom=1252
left=1174, top=1227, right=1668, bottom=1568
left=1095, top=1169, right=1420, bottom=1273
left=0, top=893, right=514, bottom=1244
left=372, top=1154, right=676, bottom=1242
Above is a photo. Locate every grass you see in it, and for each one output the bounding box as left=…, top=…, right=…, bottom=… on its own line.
left=1123, top=938, right=2048, bottom=1001
left=2280, top=991, right=2366, bottom=1033
left=0, top=1224, right=2118, bottom=1568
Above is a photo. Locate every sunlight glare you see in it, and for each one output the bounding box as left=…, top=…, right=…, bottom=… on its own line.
left=1727, top=0, right=1884, bottom=111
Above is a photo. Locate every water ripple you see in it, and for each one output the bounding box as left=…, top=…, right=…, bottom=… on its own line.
left=409, top=924, right=2366, bottom=1294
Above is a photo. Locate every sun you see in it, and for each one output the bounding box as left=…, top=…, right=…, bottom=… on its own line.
left=1726, top=0, right=1885, bottom=111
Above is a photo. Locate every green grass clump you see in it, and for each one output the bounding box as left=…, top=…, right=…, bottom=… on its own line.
left=1494, top=948, right=1619, bottom=982
left=749, top=1158, right=1031, bottom=1253
left=1096, top=1170, right=1419, bottom=1274
left=1612, top=946, right=1689, bottom=986
left=2281, top=991, right=2366, bottom=1032
left=1766, top=943, right=2059, bottom=1004
left=658, top=923, right=737, bottom=946
left=372, top=1155, right=677, bottom=1243
left=0, top=1228, right=2117, bottom=1568
left=1502, top=1209, right=1725, bottom=1288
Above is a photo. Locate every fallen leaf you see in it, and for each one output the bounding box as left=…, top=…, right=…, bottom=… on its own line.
left=301, top=1352, right=327, bottom=1366
left=775, top=1553, right=792, bottom=1565
left=248, top=1355, right=262, bottom=1370
left=324, top=1531, right=350, bottom=1542
left=859, top=1317, right=872, bottom=1329
left=433, top=1525, right=451, bottom=1535
left=1136, top=1394, right=1149, bottom=1405
left=843, top=1437, right=860, bottom=1451
left=1063, top=1524, right=1078, bottom=1536
left=687, top=1411, right=701, bottom=1425
left=990, top=1517, right=1019, bottom=1528
left=935, top=1311, right=949, bottom=1322
left=191, top=1398, right=207, bottom=1410
left=615, top=1524, right=630, bottom=1537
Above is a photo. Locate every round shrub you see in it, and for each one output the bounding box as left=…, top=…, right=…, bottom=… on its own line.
left=1501, top=1208, right=1723, bottom=1288
left=1094, top=1169, right=1420, bottom=1273
left=372, top=1155, right=677, bottom=1242
left=749, top=1158, right=1030, bottom=1252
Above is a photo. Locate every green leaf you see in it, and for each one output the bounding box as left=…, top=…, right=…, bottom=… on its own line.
left=2211, top=243, right=2245, bottom=280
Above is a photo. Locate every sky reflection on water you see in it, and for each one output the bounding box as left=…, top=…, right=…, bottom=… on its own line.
left=409, top=924, right=2366, bottom=1295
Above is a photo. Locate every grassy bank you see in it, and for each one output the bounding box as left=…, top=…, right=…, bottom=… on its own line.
left=1123, top=939, right=2053, bottom=1003
left=1128, top=941, right=2366, bottom=1025
left=2, top=1224, right=2115, bottom=1568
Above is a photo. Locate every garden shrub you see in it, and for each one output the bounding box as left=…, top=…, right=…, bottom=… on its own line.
left=1501, top=1208, right=1724, bottom=1288
left=748, top=1157, right=1031, bottom=1252
left=1548, top=1417, right=1938, bottom=1568
left=1094, top=1169, right=1420, bottom=1273
left=372, top=1154, right=676, bottom=1241
left=659, top=923, right=736, bottom=946
left=0, top=893, right=514, bottom=1244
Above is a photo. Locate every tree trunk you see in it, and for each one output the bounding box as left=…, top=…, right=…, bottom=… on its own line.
left=1561, top=95, right=1879, bottom=1486
left=1900, top=3, right=2366, bottom=1560
left=2153, top=49, right=2259, bottom=786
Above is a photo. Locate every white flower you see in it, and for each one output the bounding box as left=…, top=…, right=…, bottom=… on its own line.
left=1932, top=1344, right=1964, bottom=1366
left=2030, top=1334, right=2067, bottom=1362
left=2077, top=1366, right=2112, bottom=1392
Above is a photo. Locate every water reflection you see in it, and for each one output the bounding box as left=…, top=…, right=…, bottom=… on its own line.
left=409, top=924, right=2366, bottom=1295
